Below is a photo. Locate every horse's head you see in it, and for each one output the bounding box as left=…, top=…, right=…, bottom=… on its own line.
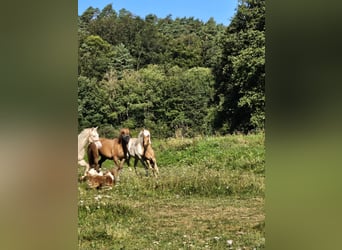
left=118, top=128, right=131, bottom=144
left=89, top=127, right=100, bottom=143
left=140, top=128, right=151, bottom=147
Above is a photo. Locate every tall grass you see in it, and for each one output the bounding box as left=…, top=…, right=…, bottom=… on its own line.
left=78, top=133, right=265, bottom=249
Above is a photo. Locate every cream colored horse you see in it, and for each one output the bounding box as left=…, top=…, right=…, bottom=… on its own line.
left=78, top=127, right=102, bottom=180
left=127, top=129, right=159, bottom=177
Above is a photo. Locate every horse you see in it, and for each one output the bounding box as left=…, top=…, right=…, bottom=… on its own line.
left=143, top=143, right=159, bottom=177
left=78, top=127, right=102, bottom=180
left=85, top=168, right=114, bottom=189
left=87, top=128, right=131, bottom=183
left=127, top=128, right=159, bottom=177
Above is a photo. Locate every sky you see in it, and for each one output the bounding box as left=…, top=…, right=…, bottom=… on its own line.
left=78, top=0, right=238, bottom=26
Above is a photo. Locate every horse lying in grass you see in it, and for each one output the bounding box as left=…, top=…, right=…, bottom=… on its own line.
left=87, top=128, right=131, bottom=184
left=85, top=169, right=114, bottom=189
left=78, top=127, right=102, bottom=180
left=127, top=128, right=159, bottom=177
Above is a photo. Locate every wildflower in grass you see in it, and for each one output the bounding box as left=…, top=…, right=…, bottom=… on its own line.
left=227, top=239, right=233, bottom=246
left=94, top=195, right=102, bottom=201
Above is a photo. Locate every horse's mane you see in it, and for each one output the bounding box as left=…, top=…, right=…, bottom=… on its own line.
left=137, top=130, right=144, bottom=143
left=138, top=129, right=150, bottom=140
left=142, top=129, right=150, bottom=137
left=117, top=128, right=130, bottom=160
left=78, top=128, right=91, bottom=154
left=78, top=127, right=99, bottom=160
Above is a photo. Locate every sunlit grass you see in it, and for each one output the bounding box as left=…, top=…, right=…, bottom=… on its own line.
left=78, top=133, right=265, bottom=249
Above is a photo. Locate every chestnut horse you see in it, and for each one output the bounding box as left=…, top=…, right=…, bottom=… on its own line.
left=87, top=128, right=131, bottom=183
left=127, top=129, right=159, bottom=177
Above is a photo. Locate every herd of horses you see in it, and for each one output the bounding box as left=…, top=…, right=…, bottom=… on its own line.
left=77, top=127, right=159, bottom=188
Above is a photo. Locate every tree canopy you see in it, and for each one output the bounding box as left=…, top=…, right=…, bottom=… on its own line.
left=78, top=1, right=265, bottom=137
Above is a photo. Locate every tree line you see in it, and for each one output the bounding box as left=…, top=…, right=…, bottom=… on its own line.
left=78, top=0, right=265, bottom=137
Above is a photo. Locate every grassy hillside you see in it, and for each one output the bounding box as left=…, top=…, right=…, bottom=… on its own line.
left=78, top=133, right=265, bottom=249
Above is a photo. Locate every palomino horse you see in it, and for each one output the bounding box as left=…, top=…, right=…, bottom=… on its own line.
left=143, top=143, right=159, bottom=177
left=127, top=129, right=159, bottom=177
left=78, top=127, right=102, bottom=180
left=88, top=128, right=131, bottom=183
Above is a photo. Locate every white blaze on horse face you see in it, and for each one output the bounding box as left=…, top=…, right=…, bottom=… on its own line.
left=94, top=141, right=102, bottom=149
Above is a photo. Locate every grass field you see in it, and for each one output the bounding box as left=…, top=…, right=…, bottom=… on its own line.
left=78, top=133, right=265, bottom=249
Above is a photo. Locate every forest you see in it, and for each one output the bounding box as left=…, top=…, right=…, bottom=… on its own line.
left=78, top=0, right=265, bottom=138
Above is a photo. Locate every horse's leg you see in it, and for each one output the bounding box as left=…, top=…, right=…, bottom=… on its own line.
left=118, top=158, right=126, bottom=177
left=144, top=160, right=149, bottom=177
left=113, top=157, right=125, bottom=182
left=94, top=156, right=100, bottom=172
left=151, top=159, right=159, bottom=177
left=127, top=156, right=131, bottom=167
left=110, top=167, right=119, bottom=185
left=133, top=157, right=139, bottom=176
left=145, top=159, right=153, bottom=177
left=79, top=159, right=90, bottom=181
left=140, top=157, right=150, bottom=177
left=98, top=156, right=107, bottom=170
left=89, top=148, right=100, bottom=173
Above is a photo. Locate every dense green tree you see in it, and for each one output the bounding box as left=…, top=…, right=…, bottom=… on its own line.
left=79, top=35, right=115, bottom=80
left=100, top=70, right=130, bottom=126
left=78, top=76, right=111, bottom=130
left=112, top=43, right=135, bottom=77
left=79, top=7, right=99, bottom=24
left=137, top=65, right=167, bottom=134
left=98, top=4, right=117, bottom=19
left=87, top=4, right=118, bottom=45
left=214, top=0, right=265, bottom=133
left=162, top=67, right=214, bottom=136
left=201, top=18, right=225, bottom=68
left=77, top=2, right=265, bottom=136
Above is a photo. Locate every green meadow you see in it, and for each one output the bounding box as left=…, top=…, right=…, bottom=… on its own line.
left=78, top=133, right=265, bottom=249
